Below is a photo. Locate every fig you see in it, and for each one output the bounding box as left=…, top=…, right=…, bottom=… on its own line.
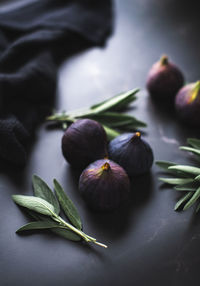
left=62, top=119, right=107, bottom=169
left=79, top=159, right=130, bottom=212
left=108, top=132, right=153, bottom=177
left=175, top=80, right=200, bottom=126
left=146, top=55, right=184, bottom=102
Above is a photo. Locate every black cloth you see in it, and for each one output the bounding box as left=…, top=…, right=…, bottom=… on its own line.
left=0, top=0, right=112, bottom=167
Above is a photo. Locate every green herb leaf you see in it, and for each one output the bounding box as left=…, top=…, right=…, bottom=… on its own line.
left=183, top=187, right=200, bottom=210
left=159, top=177, right=194, bottom=185
left=91, top=89, right=139, bottom=112
left=187, top=138, right=200, bottom=149
left=53, top=179, right=82, bottom=230
left=26, top=210, right=81, bottom=241
left=81, top=112, right=146, bottom=128
left=180, top=146, right=200, bottom=156
left=156, top=161, right=178, bottom=173
left=32, top=175, right=60, bottom=215
left=12, top=195, right=55, bottom=216
left=169, top=165, right=200, bottom=176
left=174, top=192, right=193, bottom=210
left=51, top=228, right=81, bottom=241
left=16, top=221, right=63, bottom=232
left=102, top=125, right=120, bottom=140
left=174, top=186, right=196, bottom=191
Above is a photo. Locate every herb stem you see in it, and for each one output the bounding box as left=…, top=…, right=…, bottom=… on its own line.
left=55, top=215, right=107, bottom=248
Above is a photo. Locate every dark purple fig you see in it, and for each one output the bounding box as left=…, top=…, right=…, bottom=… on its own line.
left=79, top=159, right=130, bottom=212
left=146, top=55, right=184, bottom=102
left=62, top=119, right=107, bottom=169
left=108, top=132, right=153, bottom=177
left=175, top=80, right=200, bottom=126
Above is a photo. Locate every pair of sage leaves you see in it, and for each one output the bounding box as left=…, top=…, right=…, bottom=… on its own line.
left=156, top=138, right=200, bottom=212
left=12, top=175, right=107, bottom=248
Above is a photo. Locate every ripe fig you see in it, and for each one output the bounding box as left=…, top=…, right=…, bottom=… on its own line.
left=146, top=55, right=184, bottom=102
left=175, top=80, right=200, bottom=126
left=62, top=119, right=107, bottom=169
left=79, top=159, right=130, bottom=212
left=108, top=132, right=153, bottom=177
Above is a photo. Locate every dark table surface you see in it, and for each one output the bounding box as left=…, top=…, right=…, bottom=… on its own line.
left=1, top=0, right=200, bottom=285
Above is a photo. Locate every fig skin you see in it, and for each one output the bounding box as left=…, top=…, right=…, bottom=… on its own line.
left=79, top=159, right=130, bottom=212
left=175, top=81, right=200, bottom=126
left=146, top=55, right=184, bottom=102
left=108, top=132, right=153, bottom=177
left=62, top=119, right=108, bottom=169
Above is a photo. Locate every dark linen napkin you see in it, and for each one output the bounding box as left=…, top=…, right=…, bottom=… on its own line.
left=0, top=0, right=112, bottom=167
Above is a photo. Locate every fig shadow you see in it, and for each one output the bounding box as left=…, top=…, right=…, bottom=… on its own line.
left=69, top=167, right=153, bottom=242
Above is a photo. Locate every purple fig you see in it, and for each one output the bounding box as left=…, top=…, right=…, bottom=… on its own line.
left=79, top=159, right=130, bottom=212
left=175, top=80, right=200, bottom=126
left=62, top=119, right=107, bottom=169
left=108, top=132, right=153, bottom=177
left=146, top=55, right=184, bottom=102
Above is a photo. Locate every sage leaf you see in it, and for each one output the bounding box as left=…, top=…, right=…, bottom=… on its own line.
left=180, top=146, right=200, bottom=156
left=51, top=228, right=81, bottom=241
left=183, top=187, right=200, bottom=210
left=102, top=125, right=120, bottom=140
left=12, top=195, right=55, bottom=216
left=156, top=161, right=177, bottom=171
left=174, top=192, right=193, bottom=210
left=194, top=175, right=200, bottom=182
left=26, top=210, right=81, bottom=241
left=82, top=112, right=146, bottom=128
left=169, top=165, right=200, bottom=176
left=16, top=221, right=63, bottom=233
left=174, top=186, right=196, bottom=191
left=53, top=179, right=82, bottom=230
left=32, top=175, right=60, bottom=215
left=187, top=138, right=200, bottom=149
left=91, top=88, right=139, bottom=112
left=159, top=178, right=194, bottom=185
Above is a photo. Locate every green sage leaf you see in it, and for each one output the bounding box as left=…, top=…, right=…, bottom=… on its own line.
left=91, top=88, right=139, bottom=112
left=159, top=177, right=194, bottom=185
left=187, top=138, right=200, bottom=149
left=102, top=125, right=120, bottom=140
left=51, top=228, right=81, bottom=241
left=16, top=221, right=63, bottom=233
left=25, top=210, right=81, bottom=241
left=174, top=186, right=196, bottom=191
left=174, top=192, right=193, bottom=210
left=183, top=187, right=200, bottom=210
left=53, top=179, right=82, bottom=230
left=32, top=175, right=60, bottom=215
left=180, top=146, right=200, bottom=156
left=81, top=112, right=146, bottom=128
left=156, top=161, right=177, bottom=171
left=12, top=195, right=55, bottom=216
left=91, top=88, right=139, bottom=113
left=169, top=165, right=200, bottom=176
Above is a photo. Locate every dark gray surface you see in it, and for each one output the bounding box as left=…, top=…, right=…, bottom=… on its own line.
left=1, top=0, right=200, bottom=285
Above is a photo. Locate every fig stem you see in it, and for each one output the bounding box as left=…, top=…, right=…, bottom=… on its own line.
left=160, top=55, right=168, bottom=66
left=131, top=132, right=141, bottom=141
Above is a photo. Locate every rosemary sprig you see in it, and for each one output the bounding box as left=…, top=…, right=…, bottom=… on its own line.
left=46, top=88, right=146, bottom=140
left=156, top=138, right=200, bottom=212
left=12, top=175, right=107, bottom=248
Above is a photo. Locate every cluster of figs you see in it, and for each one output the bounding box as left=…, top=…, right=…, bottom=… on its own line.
left=62, top=119, right=153, bottom=212
left=147, top=55, right=200, bottom=126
